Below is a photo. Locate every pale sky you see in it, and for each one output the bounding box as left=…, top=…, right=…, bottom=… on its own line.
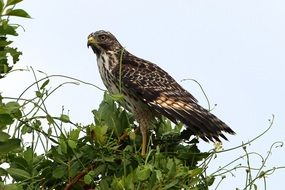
left=1, top=0, right=284, bottom=189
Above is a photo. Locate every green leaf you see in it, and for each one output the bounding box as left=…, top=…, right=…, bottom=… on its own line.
left=0, top=39, right=12, bottom=47
left=35, top=91, right=42, bottom=98
left=88, top=171, right=95, bottom=177
left=46, top=114, right=54, bottom=124
left=0, top=131, right=10, bottom=142
left=32, top=119, right=41, bottom=130
left=5, top=101, right=21, bottom=118
left=206, top=176, right=215, bottom=186
left=0, top=64, right=12, bottom=77
left=0, top=138, right=21, bottom=154
left=84, top=174, right=93, bottom=185
left=0, top=0, right=4, bottom=13
left=103, top=156, right=115, bottom=162
left=166, top=159, right=176, bottom=178
left=163, top=179, right=179, bottom=190
left=40, top=79, right=49, bottom=89
left=0, top=167, right=7, bottom=176
left=155, top=169, right=162, bottom=182
left=7, top=0, right=23, bottom=6
left=99, top=178, right=110, bottom=189
left=5, top=101, right=20, bottom=111
left=93, top=125, right=108, bottom=144
left=189, top=168, right=203, bottom=177
left=3, top=184, right=23, bottom=190
left=5, top=9, right=31, bottom=18
left=59, top=114, right=70, bottom=123
left=23, top=147, right=34, bottom=166
left=58, top=139, right=67, bottom=154
left=67, top=139, right=77, bottom=149
left=47, top=127, right=52, bottom=137
left=5, top=47, right=22, bottom=64
left=69, top=128, right=80, bottom=140
left=110, top=93, right=124, bottom=101
left=7, top=167, right=30, bottom=180
left=136, top=165, right=151, bottom=181
left=92, top=164, right=106, bottom=177
left=0, top=21, right=18, bottom=36
left=52, top=166, right=65, bottom=179
left=0, top=113, right=13, bottom=127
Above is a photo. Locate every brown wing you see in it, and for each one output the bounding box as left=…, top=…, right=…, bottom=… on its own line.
left=113, top=53, right=235, bottom=141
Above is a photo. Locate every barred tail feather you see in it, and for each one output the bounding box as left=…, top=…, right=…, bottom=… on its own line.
left=150, top=99, right=235, bottom=142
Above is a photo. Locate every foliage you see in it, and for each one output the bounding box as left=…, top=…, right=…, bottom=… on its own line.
left=0, top=0, right=31, bottom=78
left=0, top=1, right=284, bottom=190
left=1, top=72, right=284, bottom=190
left=1, top=84, right=214, bottom=190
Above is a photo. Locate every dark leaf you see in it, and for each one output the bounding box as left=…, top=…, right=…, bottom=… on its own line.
left=0, top=21, right=18, bottom=36
left=93, top=125, right=108, bottom=144
left=35, top=91, right=42, bottom=98
left=69, top=128, right=80, bottom=140
left=2, top=184, right=23, bottom=190
left=0, top=167, right=8, bottom=176
left=0, top=138, right=21, bottom=154
left=59, top=114, right=70, bottom=123
left=7, top=0, right=23, bottom=6
left=0, top=39, right=12, bottom=47
left=0, top=0, right=4, bottom=13
left=0, top=64, right=12, bottom=76
left=206, top=176, right=215, bottom=186
left=5, top=101, right=20, bottom=110
left=10, top=157, right=29, bottom=171
left=166, top=159, right=176, bottom=178
left=99, top=178, right=111, bottom=189
left=6, top=101, right=22, bottom=118
left=58, top=138, right=67, bottom=154
left=190, top=168, right=203, bottom=177
left=0, top=131, right=10, bottom=142
left=136, top=165, right=151, bottom=181
left=92, top=164, right=106, bottom=177
left=67, top=139, right=77, bottom=149
left=5, top=9, right=31, bottom=18
left=5, top=47, right=22, bottom=63
left=7, top=167, right=30, bottom=180
left=46, top=114, right=54, bottom=124
left=0, top=113, right=14, bottom=127
left=40, top=79, right=50, bottom=90
left=162, top=179, right=178, bottom=190
left=23, top=147, right=34, bottom=167
left=84, top=174, right=93, bottom=185
left=52, top=166, right=65, bottom=179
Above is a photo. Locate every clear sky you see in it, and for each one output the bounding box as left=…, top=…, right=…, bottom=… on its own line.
left=1, top=0, right=284, bottom=189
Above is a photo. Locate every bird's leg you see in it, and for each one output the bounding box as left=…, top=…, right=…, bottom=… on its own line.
left=134, top=108, right=153, bottom=156
left=140, top=123, right=148, bottom=156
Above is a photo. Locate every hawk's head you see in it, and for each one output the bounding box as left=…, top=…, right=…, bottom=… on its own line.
left=87, top=30, right=122, bottom=56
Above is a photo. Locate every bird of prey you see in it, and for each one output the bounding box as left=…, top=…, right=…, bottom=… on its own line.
left=87, top=30, right=235, bottom=155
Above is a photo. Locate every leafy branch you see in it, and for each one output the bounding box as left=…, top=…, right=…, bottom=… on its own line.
left=0, top=0, right=31, bottom=78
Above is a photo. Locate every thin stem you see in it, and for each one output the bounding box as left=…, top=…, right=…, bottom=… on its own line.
left=181, top=78, right=212, bottom=111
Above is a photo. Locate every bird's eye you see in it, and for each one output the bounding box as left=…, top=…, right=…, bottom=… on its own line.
left=99, top=35, right=106, bottom=41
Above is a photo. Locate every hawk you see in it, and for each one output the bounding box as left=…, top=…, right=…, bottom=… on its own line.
left=87, top=30, right=235, bottom=155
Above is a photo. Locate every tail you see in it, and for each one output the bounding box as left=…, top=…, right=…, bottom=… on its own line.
left=181, top=105, right=236, bottom=142
left=151, top=100, right=236, bottom=142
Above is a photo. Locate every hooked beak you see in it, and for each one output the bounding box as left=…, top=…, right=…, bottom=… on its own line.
left=87, top=35, right=96, bottom=48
